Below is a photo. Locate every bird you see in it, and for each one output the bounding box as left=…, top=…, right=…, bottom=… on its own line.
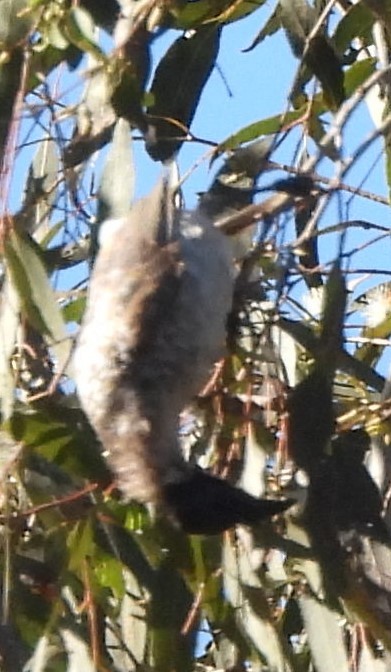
left=74, top=175, right=293, bottom=534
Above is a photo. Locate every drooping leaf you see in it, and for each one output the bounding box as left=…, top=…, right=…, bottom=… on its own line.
left=223, top=536, right=291, bottom=671
left=320, top=262, right=347, bottom=366
left=149, top=559, right=196, bottom=672
left=279, top=0, right=345, bottom=109
left=22, top=137, right=59, bottom=235
left=4, top=228, right=73, bottom=376
left=298, top=594, right=350, bottom=672
left=0, top=277, right=20, bottom=419
left=287, top=368, right=334, bottom=471
left=63, top=66, right=115, bottom=168
left=306, top=35, right=345, bottom=110
left=146, top=26, right=221, bottom=161
left=63, top=5, right=104, bottom=60
left=279, top=316, right=385, bottom=391
left=279, top=0, right=315, bottom=57
left=333, top=3, right=374, bottom=54
left=97, top=118, right=134, bottom=223
left=106, top=567, right=147, bottom=670
left=0, top=0, right=32, bottom=48
left=242, top=6, right=282, bottom=52
left=0, top=49, right=23, bottom=166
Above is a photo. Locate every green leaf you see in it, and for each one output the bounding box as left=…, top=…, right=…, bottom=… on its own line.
left=215, top=108, right=307, bottom=154
left=4, top=229, right=72, bottom=376
left=46, top=19, right=70, bottom=50
left=97, top=118, right=134, bottom=223
left=94, top=554, right=125, bottom=600
left=344, top=57, right=377, bottom=97
left=8, top=410, right=73, bottom=458
left=0, top=277, right=20, bottom=419
left=107, top=568, right=147, bottom=670
left=320, top=262, right=347, bottom=365
left=223, top=537, right=291, bottom=671
left=67, top=519, right=95, bottom=572
left=146, top=26, right=221, bottom=161
left=149, top=560, right=195, bottom=672
left=23, top=137, right=59, bottom=235
left=355, top=314, right=391, bottom=365
left=172, top=0, right=216, bottom=29
left=279, top=0, right=345, bottom=109
left=333, top=3, right=374, bottom=54
left=61, top=296, right=86, bottom=325
left=0, top=49, right=23, bottom=165
left=279, top=0, right=315, bottom=57
left=63, top=6, right=103, bottom=60
left=0, top=0, right=32, bottom=48
left=60, top=629, right=96, bottom=671
left=242, top=6, right=282, bottom=52
left=306, top=35, right=345, bottom=110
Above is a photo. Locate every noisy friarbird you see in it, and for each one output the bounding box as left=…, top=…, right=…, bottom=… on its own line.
left=74, top=177, right=292, bottom=534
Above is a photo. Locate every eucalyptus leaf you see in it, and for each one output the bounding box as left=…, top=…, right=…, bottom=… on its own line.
left=0, top=0, right=32, bottom=48
left=298, top=595, right=349, bottom=672
left=146, top=26, right=221, bottom=161
left=215, top=108, right=309, bottom=154
left=97, top=118, right=134, bottom=223
left=4, top=229, right=73, bottom=377
left=23, top=137, right=59, bottom=235
left=0, top=276, right=20, bottom=419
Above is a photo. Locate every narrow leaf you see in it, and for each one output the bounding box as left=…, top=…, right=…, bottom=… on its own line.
left=4, top=229, right=72, bottom=376
left=97, top=118, right=134, bottom=223
left=146, top=26, right=220, bottom=161
left=215, top=107, right=309, bottom=154
left=299, top=594, right=350, bottom=672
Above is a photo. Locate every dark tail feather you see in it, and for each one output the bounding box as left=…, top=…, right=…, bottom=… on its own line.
left=164, top=468, right=294, bottom=535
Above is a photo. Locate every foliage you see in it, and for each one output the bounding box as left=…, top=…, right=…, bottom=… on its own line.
left=0, top=0, right=391, bottom=670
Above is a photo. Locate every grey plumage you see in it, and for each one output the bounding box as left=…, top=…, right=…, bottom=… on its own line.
left=74, top=177, right=234, bottom=505
left=74, top=176, right=294, bottom=532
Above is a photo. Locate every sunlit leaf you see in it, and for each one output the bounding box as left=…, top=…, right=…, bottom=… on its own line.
left=0, top=0, right=32, bottom=48
left=63, top=5, right=104, bottom=60
left=333, top=3, right=374, bottom=53
left=4, top=228, right=73, bottom=376
left=299, top=594, right=350, bottom=672
left=344, top=57, right=376, bottom=98
left=97, top=118, right=134, bottom=223
left=215, top=108, right=307, bottom=154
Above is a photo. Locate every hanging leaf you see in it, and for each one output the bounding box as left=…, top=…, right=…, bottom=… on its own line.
left=0, top=49, right=23, bottom=167
left=0, top=0, right=32, bottom=48
left=223, top=536, right=291, bottom=671
left=333, top=3, right=374, bottom=54
left=242, top=6, right=282, bottom=52
left=97, top=118, right=135, bottom=223
left=279, top=0, right=345, bottom=109
left=22, top=137, right=59, bottom=235
left=0, top=277, right=20, bottom=419
left=63, top=5, right=104, bottom=60
left=306, top=35, right=345, bottom=110
left=4, top=228, right=72, bottom=377
left=298, top=594, right=350, bottom=672
left=320, top=262, right=347, bottom=365
left=279, top=0, right=315, bottom=57
left=146, top=26, right=221, bottom=161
